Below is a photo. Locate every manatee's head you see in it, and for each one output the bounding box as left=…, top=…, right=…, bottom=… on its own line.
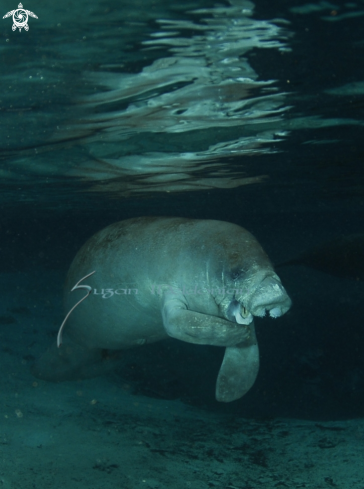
left=220, top=269, right=292, bottom=325
left=207, top=224, right=292, bottom=324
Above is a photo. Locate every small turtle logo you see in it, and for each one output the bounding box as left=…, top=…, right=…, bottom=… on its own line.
left=3, top=3, right=38, bottom=31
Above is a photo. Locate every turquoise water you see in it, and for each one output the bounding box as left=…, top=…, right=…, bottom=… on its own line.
left=1, top=0, right=363, bottom=210
left=1, top=1, right=364, bottom=488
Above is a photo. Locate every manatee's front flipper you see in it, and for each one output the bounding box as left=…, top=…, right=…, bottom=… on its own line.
left=215, top=322, right=259, bottom=402
left=162, top=291, right=251, bottom=347
left=31, top=337, right=121, bottom=382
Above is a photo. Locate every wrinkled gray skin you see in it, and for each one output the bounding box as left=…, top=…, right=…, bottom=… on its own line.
left=33, top=217, right=291, bottom=402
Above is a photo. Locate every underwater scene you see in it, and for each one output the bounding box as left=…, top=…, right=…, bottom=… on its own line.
left=1, top=0, right=364, bottom=487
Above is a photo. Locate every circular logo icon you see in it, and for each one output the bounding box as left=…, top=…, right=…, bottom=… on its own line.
left=3, top=3, right=38, bottom=32
left=12, top=8, right=28, bottom=31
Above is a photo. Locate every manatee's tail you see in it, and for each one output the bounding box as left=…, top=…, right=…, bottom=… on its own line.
left=31, top=338, right=121, bottom=382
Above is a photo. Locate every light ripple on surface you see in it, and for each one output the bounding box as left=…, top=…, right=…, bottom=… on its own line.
left=3, top=0, right=362, bottom=203
left=50, top=0, right=291, bottom=195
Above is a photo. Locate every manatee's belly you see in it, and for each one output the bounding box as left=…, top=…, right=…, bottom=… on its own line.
left=64, top=286, right=168, bottom=349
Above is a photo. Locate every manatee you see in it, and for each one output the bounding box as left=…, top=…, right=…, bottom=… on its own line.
left=32, top=217, right=291, bottom=402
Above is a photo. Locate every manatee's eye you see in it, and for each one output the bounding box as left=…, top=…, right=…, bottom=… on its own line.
left=230, top=269, right=243, bottom=281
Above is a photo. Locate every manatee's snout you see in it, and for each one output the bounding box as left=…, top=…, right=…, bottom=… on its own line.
left=226, top=300, right=253, bottom=325
left=224, top=275, right=291, bottom=324
left=243, top=276, right=292, bottom=319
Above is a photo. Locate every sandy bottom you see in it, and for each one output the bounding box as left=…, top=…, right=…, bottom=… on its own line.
left=1, top=271, right=364, bottom=489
